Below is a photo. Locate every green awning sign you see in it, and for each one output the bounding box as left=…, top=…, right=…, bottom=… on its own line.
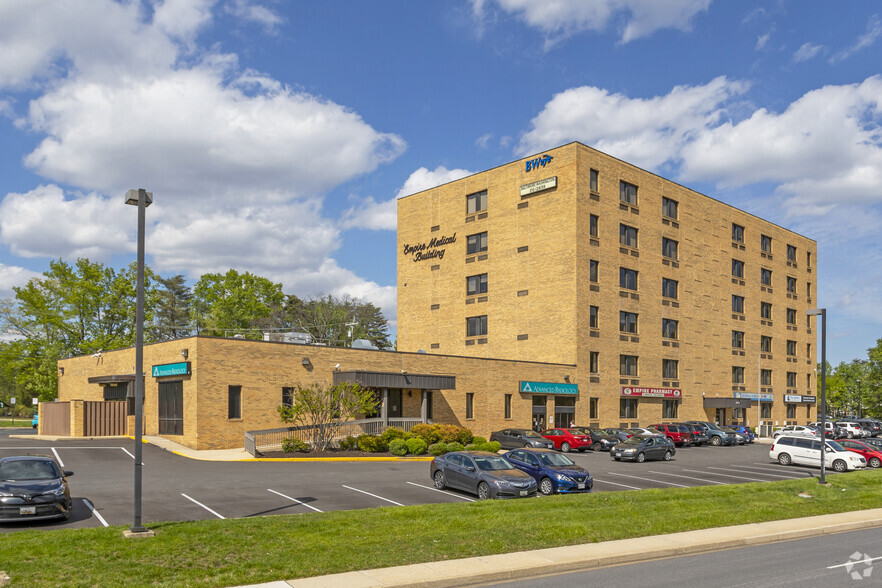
left=519, top=381, right=578, bottom=395
left=152, top=362, right=191, bottom=377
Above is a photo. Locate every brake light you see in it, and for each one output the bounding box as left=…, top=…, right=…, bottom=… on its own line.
left=770, top=443, right=775, bottom=451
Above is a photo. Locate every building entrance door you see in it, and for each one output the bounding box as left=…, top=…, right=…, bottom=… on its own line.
left=532, top=395, right=547, bottom=431
left=158, top=381, right=183, bottom=435
left=388, top=389, right=402, bottom=418
left=715, top=408, right=727, bottom=426
left=554, top=396, right=576, bottom=428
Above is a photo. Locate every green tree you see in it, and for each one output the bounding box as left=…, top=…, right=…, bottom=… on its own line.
left=277, top=382, right=379, bottom=450
left=191, top=269, right=284, bottom=338
left=285, top=294, right=392, bottom=349
left=152, top=274, right=193, bottom=341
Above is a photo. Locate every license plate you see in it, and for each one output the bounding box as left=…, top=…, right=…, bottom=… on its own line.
left=19, top=506, right=36, bottom=515
left=519, top=490, right=528, bottom=496
left=578, top=483, right=585, bottom=489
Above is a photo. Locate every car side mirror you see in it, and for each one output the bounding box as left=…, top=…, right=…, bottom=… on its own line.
left=63, top=470, right=74, bottom=477
left=465, top=466, right=476, bottom=472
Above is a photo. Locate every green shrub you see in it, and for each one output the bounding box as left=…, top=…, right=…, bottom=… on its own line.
left=446, top=442, right=464, bottom=452
left=428, top=442, right=448, bottom=456
left=472, top=436, right=487, bottom=445
left=357, top=434, right=388, bottom=453
left=464, top=443, right=480, bottom=451
left=406, top=437, right=428, bottom=455
left=281, top=438, right=310, bottom=453
left=337, top=435, right=357, bottom=450
left=411, top=423, right=443, bottom=444
left=380, top=427, right=409, bottom=443
left=456, top=428, right=474, bottom=445
left=482, top=441, right=501, bottom=453
left=389, top=439, right=408, bottom=456
left=438, top=425, right=462, bottom=443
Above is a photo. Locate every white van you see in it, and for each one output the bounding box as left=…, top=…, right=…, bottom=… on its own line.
left=769, top=436, right=866, bottom=472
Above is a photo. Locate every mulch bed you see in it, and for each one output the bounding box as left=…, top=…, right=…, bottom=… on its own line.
left=256, top=449, right=402, bottom=459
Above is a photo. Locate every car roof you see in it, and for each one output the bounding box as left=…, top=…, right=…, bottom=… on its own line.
left=510, top=447, right=556, bottom=453
left=454, top=450, right=505, bottom=457
left=0, top=455, right=55, bottom=464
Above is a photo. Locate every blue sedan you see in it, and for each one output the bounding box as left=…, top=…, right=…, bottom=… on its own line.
left=504, top=448, right=592, bottom=495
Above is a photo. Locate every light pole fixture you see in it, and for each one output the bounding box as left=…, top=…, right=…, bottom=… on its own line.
left=125, top=189, right=152, bottom=536
left=807, top=307, right=826, bottom=485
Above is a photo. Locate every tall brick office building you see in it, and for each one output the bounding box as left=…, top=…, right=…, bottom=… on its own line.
left=397, top=142, right=818, bottom=431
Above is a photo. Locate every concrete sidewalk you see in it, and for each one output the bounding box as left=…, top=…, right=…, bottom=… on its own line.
left=236, top=508, right=882, bottom=588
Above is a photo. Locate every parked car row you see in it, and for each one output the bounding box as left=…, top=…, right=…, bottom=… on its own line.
left=773, top=419, right=882, bottom=441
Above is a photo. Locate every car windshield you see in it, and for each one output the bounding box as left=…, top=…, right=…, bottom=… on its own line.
left=537, top=453, right=575, bottom=467
left=600, top=429, right=618, bottom=435
left=0, top=460, right=61, bottom=481
left=474, top=456, right=513, bottom=471
left=570, top=428, right=590, bottom=435
left=621, top=436, right=647, bottom=446
left=826, top=441, right=845, bottom=452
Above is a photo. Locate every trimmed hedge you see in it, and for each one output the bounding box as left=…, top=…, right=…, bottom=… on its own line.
left=357, top=434, right=388, bottom=453
left=389, top=439, right=408, bottom=456
left=282, top=438, right=310, bottom=453
left=406, top=437, right=428, bottom=455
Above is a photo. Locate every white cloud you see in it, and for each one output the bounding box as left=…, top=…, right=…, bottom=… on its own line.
left=0, top=263, right=41, bottom=299
left=0, top=185, right=131, bottom=260
left=755, top=32, right=771, bottom=51
left=395, top=166, right=474, bottom=199
left=475, top=133, right=492, bottom=149
left=830, top=14, right=882, bottom=63
left=473, top=0, right=712, bottom=46
left=793, top=42, right=823, bottom=63
left=518, top=76, right=749, bottom=169
left=225, top=0, right=283, bottom=32
left=153, top=0, right=215, bottom=42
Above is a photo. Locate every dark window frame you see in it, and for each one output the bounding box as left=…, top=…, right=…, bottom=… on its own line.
left=466, top=315, right=487, bottom=337
left=466, top=190, right=487, bottom=214
left=620, top=181, right=638, bottom=205
left=228, top=385, right=242, bottom=420
left=466, top=273, right=488, bottom=295
left=466, top=232, right=488, bottom=255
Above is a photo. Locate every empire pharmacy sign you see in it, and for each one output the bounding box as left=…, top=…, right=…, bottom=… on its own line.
left=402, top=233, right=457, bottom=262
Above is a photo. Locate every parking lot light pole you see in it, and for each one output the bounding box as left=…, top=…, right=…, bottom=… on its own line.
left=125, top=188, right=152, bottom=535
left=807, top=308, right=826, bottom=485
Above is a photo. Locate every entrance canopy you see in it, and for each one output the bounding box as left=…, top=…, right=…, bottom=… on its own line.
left=333, top=370, right=455, bottom=390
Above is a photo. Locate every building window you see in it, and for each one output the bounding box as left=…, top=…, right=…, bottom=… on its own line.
left=787, top=244, right=797, bottom=261
left=228, top=385, right=242, bottom=419
left=589, top=398, right=599, bottom=419
left=807, top=251, right=812, bottom=268
left=282, top=387, right=294, bottom=408
left=662, top=237, right=678, bottom=260
left=620, top=267, right=638, bottom=290
left=787, top=340, right=797, bottom=356
left=760, top=302, right=772, bottom=319
left=760, top=335, right=772, bottom=352
left=663, top=359, right=678, bottom=379
left=466, top=190, right=487, bottom=214
left=732, top=366, right=744, bottom=384
left=732, top=295, right=745, bottom=313
left=620, top=311, right=638, bottom=334
left=589, top=351, right=599, bottom=373
left=590, top=260, right=599, bottom=282
left=466, top=273, right=488, bottom=295
left=504, top=394, right=512, bottom=419
left=786, top=404, right=796, bottom=419
left=732, top=223, right=744, bottom=243
left=620, top=355, right=638, bottom=376
left=466, top=232, right=488, bottom=254
left=620, top=181, right=638, bottom=205
left=590, top=169, right=599, bottom=192
left=732, top=259, right=744, bottom=278
left=662, top=197, right=678, bottom=219
left=620, top=398, right=638, bottom=419
left=807, top=282, right=812, bottom=298
left=662, top=318, right=678, bottom=339
left=589, top=305, right=599, bottom=328
left=807, top=373, right=812, bottom=389
left=761, top=369, right=772, bottom=386
left=807, top=343, right=811, bottom=358
left=761, top=234, right=772, bottom=253
left=787, top=372, right=797, bottom=387
left=732, top=330, right=744, bottom=348
left=761, top=268, right=772, bottom=286
left=786, top=276, right=796, bottom=293
left=466, top=315, right=487, bottom=337
left=786, top=308, right=797, bottom=325
left=620, top=224, right=638, bottom=248
left=663, top=399, right=679, bottom=419
left=590, top=214, right=599, bottom=237
left=662, top=278, right=678, bottom=299
left=761, top=403, right=772, bottom=418
left=466, top=393, right=474, bottom=419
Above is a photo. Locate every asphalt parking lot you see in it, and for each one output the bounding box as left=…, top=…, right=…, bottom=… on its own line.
left=0, top=431, right=827, bottom=533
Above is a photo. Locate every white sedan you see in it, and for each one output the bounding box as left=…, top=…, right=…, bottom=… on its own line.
left=772, top=425, right=819, bottom=439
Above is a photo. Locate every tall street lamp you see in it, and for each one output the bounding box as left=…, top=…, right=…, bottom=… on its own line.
left=125, top=188, right=152, bottom=536
left=807, top=307, right=826, bottom=485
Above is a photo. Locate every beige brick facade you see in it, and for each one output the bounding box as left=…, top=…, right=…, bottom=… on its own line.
left=398, top=142, right=818, bottom=430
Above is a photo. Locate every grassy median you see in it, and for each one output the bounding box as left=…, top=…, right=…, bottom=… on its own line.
left=2, top=469, right=882, bottom=587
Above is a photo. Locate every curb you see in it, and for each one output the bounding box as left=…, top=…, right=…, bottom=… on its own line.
left=169, top=451, right=434, bottom=463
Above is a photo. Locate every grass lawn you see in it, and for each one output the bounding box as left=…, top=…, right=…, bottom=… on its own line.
left=2, top=469, right=882, bottom=587
left=0, top=418, right=33, bottom=428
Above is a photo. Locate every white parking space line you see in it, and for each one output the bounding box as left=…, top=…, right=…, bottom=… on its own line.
left=592, top=478, right=641, bottom=490
left=51, top=447, right=64, bottom=467
left=267, top=489, right=324, bottom=513
left=827, top=555, right=882, bottom=569
left=120, top=447, right=136, bottom=460
left=687, top=468, right=769, bottom=483
left=647, top=471, right=725, bottom=485
left=181, top=493, right=225, bottom=519
left=82, top=498, right=109, bottom=527
left=342, top=485, right=405, bottom=506
left=406, top=481, right=476, bottom=502
left=711, top=465, right=805, bottom=479
left=605, top=472, right=690, bottom=487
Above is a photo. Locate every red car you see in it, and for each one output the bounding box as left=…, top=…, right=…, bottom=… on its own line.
left=540, top=428, right=593, bottom=453
left=649, top=423, right=693, bottom=447
left=837, top=439, right=882, bottom=468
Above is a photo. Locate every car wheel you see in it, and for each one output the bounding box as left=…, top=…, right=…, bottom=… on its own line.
left=711, top=436, right=722, bottom=446
left=62, top=506, right=72, bottom=521
left=848, top=432, right=854, bottom=439
left=524, top=443, right=533, bottom=448
left=477, top=482, right=491, bottom=500
left=561, top=442, right=571, bottom=453
left=593, top=443, right=602, bottom=451
left=636, top=452, right=646, bottom=463
left=539, top=477, right=554, bottom=495
left=870, top=457, right=881, bottom=468
left=664, top=450, right=672, bottom=461
left=833, top=460, right=848, bottom=473
left=433, top=470, right=446, bottom=489
left=777, top=453, right=792, bottom=466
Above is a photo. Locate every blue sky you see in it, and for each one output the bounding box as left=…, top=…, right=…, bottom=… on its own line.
left=0, top=0, right=880, bottom=366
